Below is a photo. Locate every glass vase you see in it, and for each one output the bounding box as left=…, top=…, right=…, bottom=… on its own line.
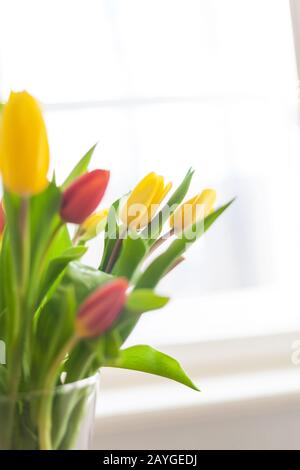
left=0, top=373, right=99, bottom=450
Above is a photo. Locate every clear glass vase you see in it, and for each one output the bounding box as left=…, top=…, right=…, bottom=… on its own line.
left=0, top=374, right=99, bottom=450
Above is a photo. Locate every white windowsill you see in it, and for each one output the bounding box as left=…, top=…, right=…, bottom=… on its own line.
left=92, top=286, right=300, bottom=449
left=96, top=365, right=300, bottom=424
left=93, top=360, right=300, bottom=449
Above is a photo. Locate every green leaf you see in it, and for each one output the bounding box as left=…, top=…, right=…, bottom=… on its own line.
left=37, top=246, right=87, bottom=307
left=112, top=235, right=147, bottom=280
left=60, top=263, right=118, bottom=383
left=166, top=168, right=195, bottom=209
left=126, top=289, right=169, bottom=313
left=0, top=231, right=18, bottom=345
left=32, top=284, right=77, bottom=385
left=43, top=225, right=72, bottom=264
left=142, top=168, right=194, bottom=245
left=1, top=194, right=23, bottom=357
left=33, top=262, right=112, bottom=385
left=52, top=386, right=89, bottom=449
left=29, top=183, right=62, bottom=268
left=104, top=330, right=122, bottom=360
left=3, top=191, right=22, bottom=281
left=63, top=262, right=112, bottom=305
left=0, top=366, right=8, bottom=394
left=64, top=341, right=100, bottom=384
left=136, top=199, right=234, bottom=289
left=52, top=171, right=57, bottom=185
left=61, top=143, right=97, bottom=190
left=104, top=345, right=199, bottom=391
left=99, top=197, right=121, bottom=271
left=116, top=200, right=234, bottom=345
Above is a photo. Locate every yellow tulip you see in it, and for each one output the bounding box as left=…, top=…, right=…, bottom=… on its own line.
left=0, top=91, right=49, bottom=195
left=120, top=172, right=172, bottom=229
left=170, top=189, right=216, bottom=233
left=80, top=209, right=109, bottom=240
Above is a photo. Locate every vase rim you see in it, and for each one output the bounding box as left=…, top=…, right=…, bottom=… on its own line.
left=0, top=371, right=100, bottom=401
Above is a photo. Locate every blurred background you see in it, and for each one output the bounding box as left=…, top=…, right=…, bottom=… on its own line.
left=1, top=0, right=300, bottom=449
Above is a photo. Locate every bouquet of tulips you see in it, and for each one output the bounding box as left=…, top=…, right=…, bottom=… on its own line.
left=0, top=92, right=232, bottom=450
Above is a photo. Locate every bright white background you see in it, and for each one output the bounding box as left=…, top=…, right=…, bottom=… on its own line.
left=2, top=0, right=300, bottom=449
left=0, top=0, right=300, bottom=340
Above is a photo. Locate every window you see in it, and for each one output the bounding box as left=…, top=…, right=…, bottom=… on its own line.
left=1, top=0, right=299, bottom=345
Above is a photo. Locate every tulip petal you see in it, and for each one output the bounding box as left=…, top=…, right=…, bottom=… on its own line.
left=80, top=209, right=109, bottom=240
left=0, top=91, right=49, bottom=195
left=170, top=189, right=217, bottom=232
left=75, top=278, right=128, bottom=338
left=60, top=170, right=110, bottom=224
left=120, top=172, right=161, bottom=228
left=160, top=181, right=173, bottom=202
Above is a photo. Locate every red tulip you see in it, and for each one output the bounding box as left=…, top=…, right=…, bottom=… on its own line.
left=60, top=170, right=110, bottom=224
left=0, top=202, right=5, bottom=235
left=75, top=278, right=128, bottom=338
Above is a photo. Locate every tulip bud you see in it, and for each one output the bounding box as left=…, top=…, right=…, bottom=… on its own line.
left=170, top=189, right=216, bottom=233
left=120, top=172, right=172, bottom=229
left=60, top=170, right=110, bottom=224
left=79, top=209, right=109, bottom=241
left=0, top=91, right=49, bottom=195
left=75, top=278, right=128, bottom=338
left=0, top=202, right=5, bottom=236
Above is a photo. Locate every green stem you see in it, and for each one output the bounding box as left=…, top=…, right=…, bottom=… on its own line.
left=19, top=197, right=30, bottom=296
left=148, top=228, right=174, bottom=255
left=72, top=228, right=83, bottom=246
left=8, top=197, right=30, bottom=388
left=53, top=351, right=97, bottom=449
left=36, top=220, right=64, bottom=282
left=6, top=197, right=30, bottom=448
left=163, top=255, right=185, bottom=276
left=105, top=227, right=127, bottom=273
left=38, top=336, right=78, bottom=450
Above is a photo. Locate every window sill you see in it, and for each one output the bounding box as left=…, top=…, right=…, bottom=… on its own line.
left=93, top=328, right=300, bottom=449
left=93, top=366, right=300, bottom=450
left=91, top=285, right=300, bottom=449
